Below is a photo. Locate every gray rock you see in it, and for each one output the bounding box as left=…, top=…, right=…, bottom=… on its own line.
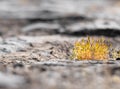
left=0, top=0, right=118, bottom=19
left=0, top=37, right=30, bottom=54
left=0, top=72, right=25, bottom=88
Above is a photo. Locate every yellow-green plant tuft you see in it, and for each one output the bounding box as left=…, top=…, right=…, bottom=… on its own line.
left=72, top=37, right=110, bottom=60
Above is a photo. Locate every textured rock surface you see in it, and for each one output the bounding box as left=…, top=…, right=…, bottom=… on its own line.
left=0, top=35, right=118, bottom=89
left=0, top=0, right=119, bottom=89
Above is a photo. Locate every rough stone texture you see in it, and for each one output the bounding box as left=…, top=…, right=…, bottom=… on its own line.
left=0, top=35, right=118, bottom=89
left=0, top=0, right=119, bottom=89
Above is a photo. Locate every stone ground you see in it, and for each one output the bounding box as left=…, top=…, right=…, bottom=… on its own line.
left=0, top=0, right=120, bottom=89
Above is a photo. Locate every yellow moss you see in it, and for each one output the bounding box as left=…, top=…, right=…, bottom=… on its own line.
left=72, top=37, right=109, bottom=60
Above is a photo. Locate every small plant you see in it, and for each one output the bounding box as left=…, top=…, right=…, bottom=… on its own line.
left=72, top=37, right=110, bottom=60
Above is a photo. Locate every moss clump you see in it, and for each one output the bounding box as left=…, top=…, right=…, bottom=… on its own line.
left=72, top=37, right=110, bottom=60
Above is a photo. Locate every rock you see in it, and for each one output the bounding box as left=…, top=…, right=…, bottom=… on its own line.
left=0, top=0, right=118, bottom=19
left=0, top=37, right=30, bottom=54
left=0, top=0, right=119, bottom=89
left=22, top=22, right=61, bottom=32
left=0, top=72, right=25, bottom=88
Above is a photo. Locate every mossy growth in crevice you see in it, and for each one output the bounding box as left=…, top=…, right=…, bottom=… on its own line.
left=72, top=37, right=119, bottom=60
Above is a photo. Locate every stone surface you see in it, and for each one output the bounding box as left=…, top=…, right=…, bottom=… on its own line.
left=0, top=35, right=118, bottom=89
left=0, top=0, right=119, bottom=89
left=0, top=72, right=25, bottom=88
left=0, top=0, right=118, bottom=19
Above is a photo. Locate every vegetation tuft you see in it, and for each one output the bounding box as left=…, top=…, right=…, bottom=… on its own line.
left=72, top=37, right=110, bottom=60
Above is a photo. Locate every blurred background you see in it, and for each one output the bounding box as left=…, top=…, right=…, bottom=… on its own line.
left=0, top=0, right=120, bottom=37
